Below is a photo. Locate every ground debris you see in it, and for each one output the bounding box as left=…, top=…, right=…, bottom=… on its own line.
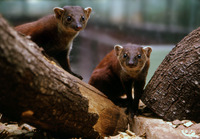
left=0, top=121, right=55, bottom=138
left=0, top=122, right=36, bottom=138
left=105, top=130, right=144, bottom=139
left=167, top=119, right=200, bottom=138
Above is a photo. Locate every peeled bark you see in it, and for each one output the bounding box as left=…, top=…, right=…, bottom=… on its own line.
left=142, top=27, right=200, bottom=122
left=0, top=15, right=129, bottom=138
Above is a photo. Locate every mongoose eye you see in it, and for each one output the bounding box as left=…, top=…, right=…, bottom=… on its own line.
left=81, top=16, right=85, bottom=21
left=123, top=53, right=128, bottom=58
left=137, top=54, right=141, bottom=58
left=67, top=16, right=72, bottom=22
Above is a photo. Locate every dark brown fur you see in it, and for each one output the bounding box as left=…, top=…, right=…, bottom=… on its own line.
left=89, top=43, right=152, bottom=115
left=15, top=6, right=92, bottom=79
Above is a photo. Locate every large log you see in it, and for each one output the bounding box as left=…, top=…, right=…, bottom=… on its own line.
left=142, top=27, right=200, bottom=122
left=0, top=15, right=129, bottom=138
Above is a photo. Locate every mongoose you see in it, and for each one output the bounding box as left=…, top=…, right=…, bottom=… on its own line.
left=15, top=6, right=92, bottom=79
left=89, top=43, right=152, bottom=115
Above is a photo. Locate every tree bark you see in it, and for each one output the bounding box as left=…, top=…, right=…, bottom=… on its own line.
left=142, top=27, right=200, bottom=122
left=0, top=15, right=129, bottom=138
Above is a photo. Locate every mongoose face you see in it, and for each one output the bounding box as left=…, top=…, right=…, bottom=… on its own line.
left=54, top=6, right=92, bottom=33
left=115, top=44, right=152, bottom=76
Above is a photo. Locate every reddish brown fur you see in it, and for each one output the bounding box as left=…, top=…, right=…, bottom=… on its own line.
left=15, top=6, right=92, bottom=79
left=89, top=43, right=152, bottom=115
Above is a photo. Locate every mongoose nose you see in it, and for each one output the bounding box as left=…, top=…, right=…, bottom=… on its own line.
left=127, top=61, right=136, bottom=67
left=76, top=25, right=82, bottom=30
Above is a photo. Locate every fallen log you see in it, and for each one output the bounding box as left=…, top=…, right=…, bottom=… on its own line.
left=0, top=15, right=129, bottom=138
left=142, top=27, right=200, bottom=122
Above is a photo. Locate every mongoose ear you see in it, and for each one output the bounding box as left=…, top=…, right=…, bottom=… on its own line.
left=54, top=7, right=65, bottom=19
left=84, top=7, right=92, bottom=18
left=142, top=46, right=152, bottom=58
left=114, top=45, right=123, bottom=56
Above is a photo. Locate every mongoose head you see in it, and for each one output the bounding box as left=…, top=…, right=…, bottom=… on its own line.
left=54, top=6, right=92, bottom=33
left=114, top=43, right=152, bottom=76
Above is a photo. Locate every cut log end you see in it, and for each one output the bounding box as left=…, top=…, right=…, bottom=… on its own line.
left=142, top=27, right=200, bottom=122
